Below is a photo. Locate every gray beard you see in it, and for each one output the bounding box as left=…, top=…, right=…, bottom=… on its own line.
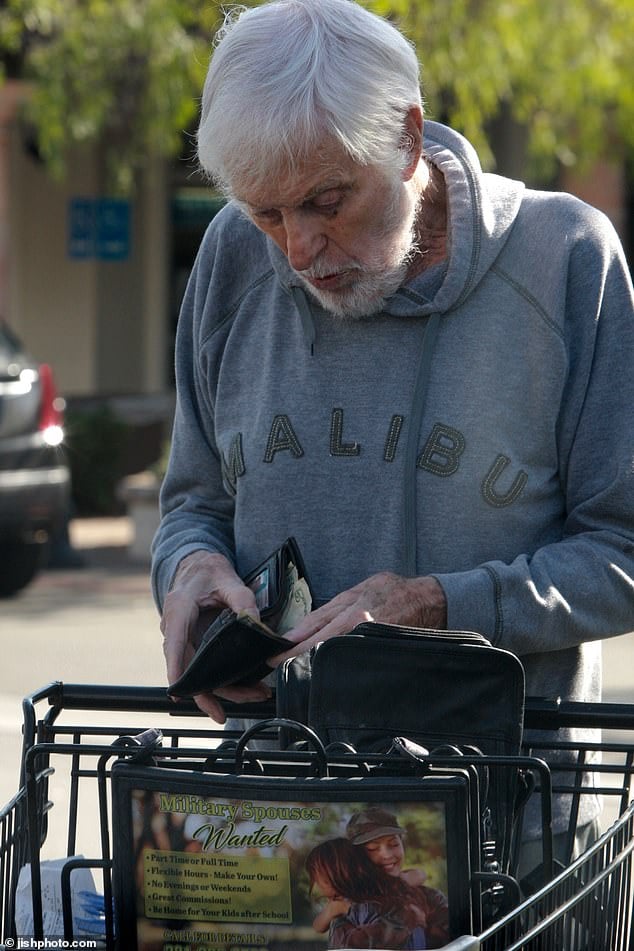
left=298, top=258, right=412, bottom=320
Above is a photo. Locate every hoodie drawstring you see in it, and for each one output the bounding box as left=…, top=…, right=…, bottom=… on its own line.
left=402, top=311, right=442, bottom=577
left=291, top=285, right=316, bottom=355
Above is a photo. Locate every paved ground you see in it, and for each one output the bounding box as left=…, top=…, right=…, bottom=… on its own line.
left=0, top=518, right=167, bottom=856
left=1, top=517, right=633, bottom=861
left=1, top=517, right=164, bottom=703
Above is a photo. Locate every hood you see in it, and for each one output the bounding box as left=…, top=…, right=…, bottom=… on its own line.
left=267, top=120, right=525, bottom=319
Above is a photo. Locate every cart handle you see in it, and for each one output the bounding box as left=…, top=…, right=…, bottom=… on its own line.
left=23, top=681, right=277, bottom=717
left=18, top=682, right=275, bottom=787
left=22, top=684, right=634, bottom=729
left=524, top=697, right=634, bottom=731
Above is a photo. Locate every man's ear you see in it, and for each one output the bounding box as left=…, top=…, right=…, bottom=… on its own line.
left=400, top=105, right=424, bottom=181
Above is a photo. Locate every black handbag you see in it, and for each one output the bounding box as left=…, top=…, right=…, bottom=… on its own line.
left=277, top=622, right=524, bottom=753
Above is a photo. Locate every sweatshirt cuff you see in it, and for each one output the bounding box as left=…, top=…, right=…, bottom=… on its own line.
left=431, top=567, right=500, bottom=645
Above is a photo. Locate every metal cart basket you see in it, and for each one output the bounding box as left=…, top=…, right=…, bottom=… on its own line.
left=0, top=683, right=633, bottom=950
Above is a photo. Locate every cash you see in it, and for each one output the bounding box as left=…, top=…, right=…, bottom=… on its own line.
left=277, top=561, right=312, bottom=634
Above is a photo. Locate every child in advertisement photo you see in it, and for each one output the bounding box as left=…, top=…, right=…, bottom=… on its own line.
left=306, top=836, right=430, bottom=949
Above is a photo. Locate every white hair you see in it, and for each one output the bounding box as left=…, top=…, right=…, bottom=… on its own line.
left=197, top=0, right=422, bottom=196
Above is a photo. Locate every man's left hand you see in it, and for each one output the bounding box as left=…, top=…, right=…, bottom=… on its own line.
left=269, top=572, right=447, bottom=664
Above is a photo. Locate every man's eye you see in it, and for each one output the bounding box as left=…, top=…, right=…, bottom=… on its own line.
left=253, top=209, right=282, bottom=224
left=311, top=191, right=342, bottom=212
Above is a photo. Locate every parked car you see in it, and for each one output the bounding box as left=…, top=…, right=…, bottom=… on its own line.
left=0, top=321, right=71, bottom=596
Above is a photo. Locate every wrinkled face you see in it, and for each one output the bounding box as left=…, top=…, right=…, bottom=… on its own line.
left=364, top=833, right=405, bottom=876
left=236, top=146, right=420, bottom=319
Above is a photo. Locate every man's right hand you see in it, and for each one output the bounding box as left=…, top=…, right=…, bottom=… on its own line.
left=160, top=550, right=268, bottom=722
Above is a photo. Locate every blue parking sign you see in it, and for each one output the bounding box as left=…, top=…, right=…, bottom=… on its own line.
left=96, top=198, right=130, bottom=261
left=68, top=197, right=131, bottom=261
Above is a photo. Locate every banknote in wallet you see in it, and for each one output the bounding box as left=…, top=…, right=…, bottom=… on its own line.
left=167, top=537, right=312, bottom=697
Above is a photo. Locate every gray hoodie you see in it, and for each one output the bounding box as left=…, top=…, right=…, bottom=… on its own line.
left=152, top=122, right=634, bottom=831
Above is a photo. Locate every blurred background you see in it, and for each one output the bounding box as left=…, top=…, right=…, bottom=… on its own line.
left=0, top=0, right=633, bottom=800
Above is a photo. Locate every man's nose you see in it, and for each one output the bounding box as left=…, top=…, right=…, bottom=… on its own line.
left=283, top=211, right=326, bottom=272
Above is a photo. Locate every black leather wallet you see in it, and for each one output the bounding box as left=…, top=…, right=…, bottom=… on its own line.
left=167, top=537, right=312, bottom=697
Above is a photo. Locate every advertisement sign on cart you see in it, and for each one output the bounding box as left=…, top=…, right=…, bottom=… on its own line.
left=112, top=767, right=473, bottom=950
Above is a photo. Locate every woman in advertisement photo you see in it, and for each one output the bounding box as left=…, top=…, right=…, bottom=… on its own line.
left=306, top=837, right=446, bottom=949
left=346, top=807, right=449, bottom=948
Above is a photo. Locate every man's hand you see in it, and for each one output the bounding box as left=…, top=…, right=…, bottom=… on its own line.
left=160, top=550, right=270, bottom=722
left=270, top=572, right=447, bottom=664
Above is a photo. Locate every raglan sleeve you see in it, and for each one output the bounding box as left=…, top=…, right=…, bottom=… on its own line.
left=433, top=209, right=634, bottom=655
left=150, top=228, right=236, bottom=613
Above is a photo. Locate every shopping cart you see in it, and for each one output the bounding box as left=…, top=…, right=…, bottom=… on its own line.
left=0, top=682, right=633, bottom=950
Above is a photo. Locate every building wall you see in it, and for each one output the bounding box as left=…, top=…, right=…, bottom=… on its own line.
left=9, top=130, right=98, bottom=392
left=6, top=113, right=169, bottom=399
left=93, top=196, right=145, bottom=394
left=562, top=158, right=629, bottom=249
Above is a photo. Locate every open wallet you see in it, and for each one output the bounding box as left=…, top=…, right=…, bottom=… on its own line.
left=167, top=537, right=312, bottom=698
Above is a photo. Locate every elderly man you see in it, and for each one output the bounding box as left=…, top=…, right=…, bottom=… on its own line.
left=153, top=0, right=634, bottom=872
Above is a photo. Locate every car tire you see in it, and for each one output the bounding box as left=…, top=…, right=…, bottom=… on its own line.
left=0, top=539, right=48, bottom=597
